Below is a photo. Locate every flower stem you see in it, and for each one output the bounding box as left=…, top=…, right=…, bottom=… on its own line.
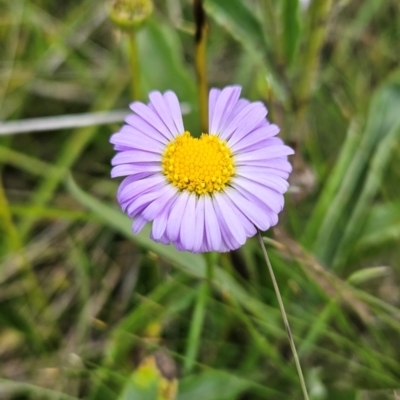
left=128, top=29, right=141, bottom=100
left=183, top=252, right=215, bottom=374
left=193, top=0, right=208, bottom=133
left=257, top=229, right=310, bottom=400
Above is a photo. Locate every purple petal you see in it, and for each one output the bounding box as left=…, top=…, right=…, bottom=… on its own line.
left=218, top=98, right=250, bottom=137
left=203, top=195, right=222, bottom=251
left=111, top=164, right=160, bottom=178
left=179, top=194, right=197, bottom=252
left=220, top=193, right=256, bottom=237
left=150, top=229, right=170, bottom=245
left=117, top=174, right=165, bottom=205
left=220, top=242, right=231, bottom=252
left=111, top=150, right=161, bottom=166
left=236, top=165, right=290, bottom=179
left=126, top=183, right=168, bottom=218
left=213, top=193, right=246, bottom=249
left=110, top=126, right=165, bottom=153
left=173, top=238, right=187, bottom=252
left=227, top=98, right=250, bottom=118
left=151, top=195, right=178, bottom=242
left=166, top=191, right=190, bottom=242
left=149, top=91, right=182, bottom=138
left=132, top=215, right=147, bottom=234
left=130, top=101, right=174, bottom=141
left=231, top=177, right=284, bottom=213
left=113, top=144, right=133, bottom=151
left=237, top=137, right=284, bottom=154
left=125, top=114, right=168, bottom=144
left=238, top=158, right=293, bottom=171
left=193, top=196, right=205, bottom=253
left=230, top=124, right=280, bottom=153
left=163, top=91, right=184, bottom=134
left=224, top=187, right=274, bottom=231
left=210, top=86, right=241, bottom=135
left=208, top=88, right=222, bottom=130
left=222, top=102, right=267, bottom=144
left=142, top=185, right=178, bottom=221
left=235, top=170, right=289, bottom=193
left=235, top=145, right=294, bottom=164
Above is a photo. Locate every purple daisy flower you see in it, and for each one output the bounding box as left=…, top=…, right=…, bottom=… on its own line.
left=110, top=85, right=294, bottom=253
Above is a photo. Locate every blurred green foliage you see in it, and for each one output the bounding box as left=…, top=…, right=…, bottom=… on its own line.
left=1, top=0, right=400, bottom=399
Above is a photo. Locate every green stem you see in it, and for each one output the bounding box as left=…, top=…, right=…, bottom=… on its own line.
left=183, top=279, right=208, bottom=374
left=257, top=230, right=310, bottom=400
left=204, top=251, right=217, bottom=281
left=194, top=0, right=208, bottom=133
left=183, top=252, right=215, bottom=374
left=129, top=29, right=141, bottom=100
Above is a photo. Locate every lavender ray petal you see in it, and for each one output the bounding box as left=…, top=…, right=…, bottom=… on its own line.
left=208, top=88, right=221, bottom=130
left=130, top=101, right=174, bottom=141
left=203, top=195, right=222, bottom=251
left=132, top=214, right=147, bottom=234
left=125, top=114, right=169, bottom=144
left=142, top=185, right=178, bottom=221
left=111, top=164, right=159, bottom=178
left=126, top=183, right=168, bottom=218
left=235, top=165, right=290, bottom=179
left=110, top=126, right=165, bottom=153
left=113, top=145, right=135, bottom=151
left=193, top=195, right=205, bottom=253
left=179, top=193, right=197, bottom=252
left=111, top=150, right=161, bottom=166
left=151, top=192, right=179, bottom=241
left=224, top=187, right=272, bottom=231
left=166, top=191, right=190, bottom=242
left=213, top=193, right=246, bottom=248
left=163, top=91, right=184, bottom=134
left=236, top=137, right=284, bottom=154
left=230, top=124, right=280, bottom=153
left=235, top=170, right=289, bottom=193
left=221, top=193, right=257, bottom=237
left=220, top=98, right=250, bottom=133
left=149, top=91, right=181, bottom=137
left=238, top=158, right=293, bottom=171
left=231, top=177, right=284, bottom=213
left=117, top=173, right=165, bottom=204
left=210, top=86, right=241, bottom=134
left=174, top=238, right=186, bottom=252
left=224, top=103, right=267, bottom=145
left=150, top=229, right=171, bottom=245
left=235, top=145, right=294, bottom=164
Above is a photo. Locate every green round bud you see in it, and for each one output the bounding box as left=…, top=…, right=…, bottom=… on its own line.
left=109, top=0, right=153, bottom=30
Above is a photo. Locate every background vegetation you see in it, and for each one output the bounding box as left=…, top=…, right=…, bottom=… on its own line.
left=1, top=0, right=400, bottom=399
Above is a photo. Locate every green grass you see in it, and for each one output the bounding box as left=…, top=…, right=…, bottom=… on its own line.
left=1, top=0, right=400, bottom=399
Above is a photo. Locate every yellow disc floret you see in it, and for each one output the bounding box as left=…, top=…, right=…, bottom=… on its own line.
left=161, top=131, right=235, bottom=195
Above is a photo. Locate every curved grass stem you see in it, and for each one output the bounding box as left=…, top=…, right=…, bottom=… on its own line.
left=257, top=230, right=310, bottom=400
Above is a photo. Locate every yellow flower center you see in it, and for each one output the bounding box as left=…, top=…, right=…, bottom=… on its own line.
left=161, top=131, right=235, bottom=195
